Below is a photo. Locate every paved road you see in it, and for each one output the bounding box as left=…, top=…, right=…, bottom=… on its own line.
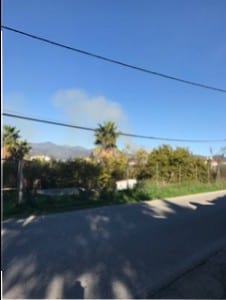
left=2, top=190, right=226, bottom=299
left=150, top=247, right=226, bottom=299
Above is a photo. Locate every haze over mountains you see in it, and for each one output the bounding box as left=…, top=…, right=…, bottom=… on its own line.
left=29, top=142, right=91, bottom=160
left=29, top=142, right=217, bottom=161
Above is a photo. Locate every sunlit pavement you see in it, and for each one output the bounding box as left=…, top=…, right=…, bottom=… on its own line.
left=2, top=190, right=226, bottom=299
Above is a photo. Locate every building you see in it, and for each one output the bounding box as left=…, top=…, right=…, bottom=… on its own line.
left=30, top=155, right=51, bottom=162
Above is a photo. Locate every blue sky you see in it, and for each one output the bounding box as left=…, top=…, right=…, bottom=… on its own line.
left=2, top=0, right=226, bottom=155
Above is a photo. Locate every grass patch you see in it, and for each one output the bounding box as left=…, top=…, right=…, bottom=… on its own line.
left=3, top=181, right=226, bottom=219
left=2, top=191, right=117, bottom=220
left=140, top=180, right=226, bottom=199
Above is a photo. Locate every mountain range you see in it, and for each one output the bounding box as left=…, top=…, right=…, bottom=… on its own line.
left=28, top=142, right=220, bottom=162
left=29, top=142, right=91, bottom=160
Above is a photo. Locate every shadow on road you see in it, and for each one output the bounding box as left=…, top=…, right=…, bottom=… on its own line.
left=2, top=193, right=226, bottom=299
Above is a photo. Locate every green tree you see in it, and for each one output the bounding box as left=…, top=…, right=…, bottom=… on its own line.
left=3, top=125, right=31, bottom=204
left=3, top=125, right=31, bottom=160
left=94, top=121, right=120, bottom=156
left=97, top=152, right=128, bottom=190
left=133, top=149, right=150, bottom=179
left=73, top=159, right=102, bottom=190
left=3, top=125, right=20, bottom=146
left=146, top=145, right=208, bottom=184
left=148, top=145, right=174, bottom=183
left=170, top=147, right=193, bottom=183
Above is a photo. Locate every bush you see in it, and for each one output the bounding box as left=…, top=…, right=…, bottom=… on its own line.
left=3, top=160, right=18, bottom=188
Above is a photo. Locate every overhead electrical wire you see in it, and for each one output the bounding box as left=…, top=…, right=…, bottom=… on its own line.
left=2, top=25, right=226, bottom=94
left=3, top=112, right=226, bottom=143
left=3, top=112, right=96, bottom=132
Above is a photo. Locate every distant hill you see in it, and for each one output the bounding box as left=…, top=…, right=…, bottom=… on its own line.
left=29, top=142, right=91, bottom=160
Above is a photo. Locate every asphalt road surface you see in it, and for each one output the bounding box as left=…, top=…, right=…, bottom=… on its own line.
left=2, top=190, right=226, bottom=299
left=150, top=247, right=226, bottom=299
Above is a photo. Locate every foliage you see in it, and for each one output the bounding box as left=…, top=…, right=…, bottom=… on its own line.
left=3, top=125, right=20, bottom=145
left=147, top=145, right=209, bottom=183
left=4, top=152, right=129, bottom=194
left=3, top=180, right=226, bottom=219
left=23, top=159, right=102, bottom=190
left=3, top=124, right=225, bottom=211
left=220, top=165, right=226, bottom=179
left=98, top=151, right=128, bottom=189
left=139, top=180, right=226, bottom=199
left=3, top=142, right=222, bottom=195
left=3, top=125, right=31, bottom=160
left=2, top=160, right=18, bottom=187
left=72, top=159, right=102, bottom=190
left=132, top=149, right=150, bottom=179
left=94, top=121, right=119, bottom=155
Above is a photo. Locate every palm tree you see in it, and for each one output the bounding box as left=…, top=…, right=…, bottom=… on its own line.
left=3, top=125, right=20, bottom=159
left=3, top=125, right=31, bottom=160
left=94, top=121, right=120, bottom=156
left=3, top=125, right=31, bottom=204
left=11, top=140, right=31, bottom=160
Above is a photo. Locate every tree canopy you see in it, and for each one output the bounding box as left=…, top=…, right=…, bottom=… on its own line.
left=94, top=121, right=120, bottom=156
left=3, top=125, right=31, bottom=160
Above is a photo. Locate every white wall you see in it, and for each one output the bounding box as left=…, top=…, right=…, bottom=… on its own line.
left=116, top=179, right=137, bottom=191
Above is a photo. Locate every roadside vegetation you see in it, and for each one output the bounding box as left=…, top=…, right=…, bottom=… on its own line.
left=2, top=123, right=226, bottom=219
left=3, top=181, right=226, bottom=220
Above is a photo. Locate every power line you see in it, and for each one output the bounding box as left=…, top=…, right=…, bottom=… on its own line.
left=3, top=112, right=226, bottom=143
left=2, top=25, right=226, bottom=94
left=117, top=132, right=226, bottom=143
left=3, top=112, right=96, bottom=132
